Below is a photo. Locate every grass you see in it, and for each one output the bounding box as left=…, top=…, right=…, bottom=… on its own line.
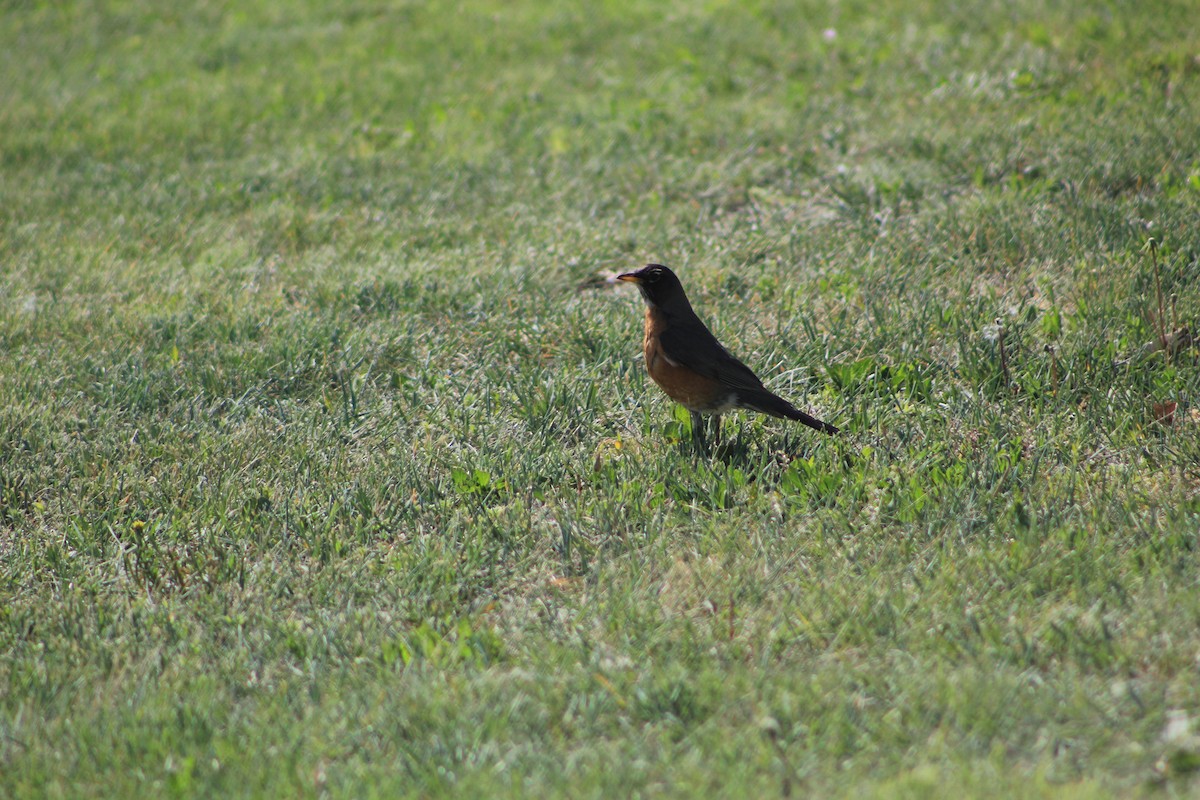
left=3, top=0, right=1200, bottom=796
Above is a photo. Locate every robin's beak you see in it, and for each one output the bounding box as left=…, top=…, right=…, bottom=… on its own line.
left=617, top=272, right=641, bottom=284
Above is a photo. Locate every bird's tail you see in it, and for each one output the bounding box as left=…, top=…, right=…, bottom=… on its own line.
left=741, top=390, right=839, bottom=435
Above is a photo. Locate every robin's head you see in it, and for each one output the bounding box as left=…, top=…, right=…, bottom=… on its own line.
left=617, top=264, right=687, bottom=310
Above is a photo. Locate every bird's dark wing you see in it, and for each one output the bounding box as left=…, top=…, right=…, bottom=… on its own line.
left=657, top=316, right=768, bottom=392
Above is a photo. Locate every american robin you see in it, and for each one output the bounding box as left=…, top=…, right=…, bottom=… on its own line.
left=617, top=264, right=838, bottom=448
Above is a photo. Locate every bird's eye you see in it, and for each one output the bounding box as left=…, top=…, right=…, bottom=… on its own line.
left=646, top=269, right=661, bottom=282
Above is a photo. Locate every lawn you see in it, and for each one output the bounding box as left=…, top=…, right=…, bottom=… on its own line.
left=3, top=0, right=1200, bottom=796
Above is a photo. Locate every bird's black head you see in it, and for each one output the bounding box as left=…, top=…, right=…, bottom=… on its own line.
left=616, top=263, right=686, bottom=309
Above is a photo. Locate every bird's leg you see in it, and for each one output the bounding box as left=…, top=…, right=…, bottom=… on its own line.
left=712, top=414, right=722, bottom=447
left=689, top=410, right=707, bottom=452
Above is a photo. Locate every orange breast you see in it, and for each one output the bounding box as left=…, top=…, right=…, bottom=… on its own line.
left=643, top=310, right=732, bottom=412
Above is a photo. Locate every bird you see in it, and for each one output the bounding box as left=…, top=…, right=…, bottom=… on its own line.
left=617, top=263, right=838, bottom=449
